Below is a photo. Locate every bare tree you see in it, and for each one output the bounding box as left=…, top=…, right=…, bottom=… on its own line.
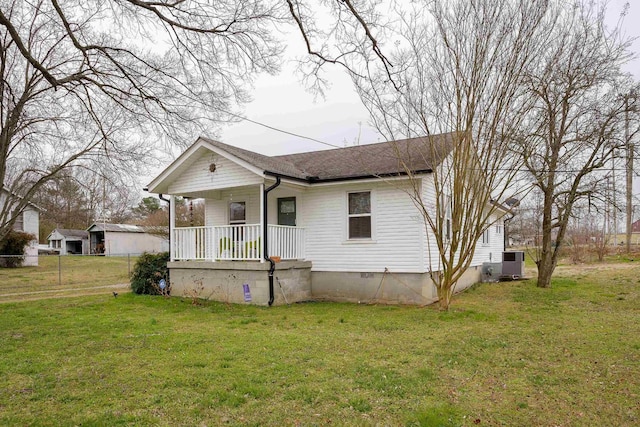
left=0, top=0, right=290, bottom=242
left=515, top=1, right=636, bottom=287
left=140, top=197, right=204, bottom=239
left=349, top=0, right=551, bottom=309
left=284, top=0, right=396, bottom=95
left=34, top=164, right=140, bottom=241
left=0, top=0, right=397, bottom=245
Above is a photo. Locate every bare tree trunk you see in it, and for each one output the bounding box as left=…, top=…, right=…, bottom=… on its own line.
left=536, top=246, right=555, bottom=288
left=537, top=191, right=555, bottom=288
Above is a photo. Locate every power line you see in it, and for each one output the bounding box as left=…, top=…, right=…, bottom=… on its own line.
left=219, top=109, right=638, bottom=176
left=221, top=109, right=343, bottom=149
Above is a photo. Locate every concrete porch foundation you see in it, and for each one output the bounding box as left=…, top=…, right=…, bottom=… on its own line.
left=167, top=261, right=482, bottom=306
left=168, top=260, right=312, bottom=306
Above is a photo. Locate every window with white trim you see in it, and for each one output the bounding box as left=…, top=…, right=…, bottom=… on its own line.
left=495, top=222, right=503, bottom=234
left=229, top=201, right=246, bottom=225
left=481, top=228, right=490, bottom=245
left=348, top=191, right=371, bottom=239
left=12, top=210, right=23, bottom=232
left=441, top=194, right=452, bottom=241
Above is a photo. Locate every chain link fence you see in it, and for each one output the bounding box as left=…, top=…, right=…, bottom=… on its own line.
left=0, top=254, right=142, bottom=302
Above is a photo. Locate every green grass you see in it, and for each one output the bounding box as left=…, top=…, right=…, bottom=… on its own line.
left=0, top=256, right=135, bottom=301
left=0, top=263, right=639, bottom=426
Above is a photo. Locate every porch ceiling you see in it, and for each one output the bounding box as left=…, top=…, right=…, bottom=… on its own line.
left=177, top=184, right=260, bottom=199
left=160, top=180, right=305, bottom=199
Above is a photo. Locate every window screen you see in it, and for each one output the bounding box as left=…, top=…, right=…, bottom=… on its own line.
left=348, top=192, right=371, bottom=239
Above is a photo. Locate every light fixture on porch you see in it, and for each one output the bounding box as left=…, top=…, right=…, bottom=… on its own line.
left=209, top=162, right=216, bottom=173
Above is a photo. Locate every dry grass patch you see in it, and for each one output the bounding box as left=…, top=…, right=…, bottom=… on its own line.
left=0, top=256, right=135, bottom=302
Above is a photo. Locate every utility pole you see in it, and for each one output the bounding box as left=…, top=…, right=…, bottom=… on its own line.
left=626, top=93, right=633, bottom=253
left=624, top=92, right=635, bottom=253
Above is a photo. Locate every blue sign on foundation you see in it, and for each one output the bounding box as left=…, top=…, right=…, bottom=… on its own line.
left=243, top=283, right=252, bottom=302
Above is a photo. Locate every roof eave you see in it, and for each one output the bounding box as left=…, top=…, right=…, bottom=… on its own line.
left=264, top=168, right=433, bottom=184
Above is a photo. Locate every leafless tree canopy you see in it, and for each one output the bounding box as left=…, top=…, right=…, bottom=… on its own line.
left=345, top=0, right=637, bottom=304
left=0, top=0, right=293, bottom=240
left=514, top=1, right=636, bottom=287
left=0, top=0, right=397, bottom=242
left=348, top=0, right=553, bottom=308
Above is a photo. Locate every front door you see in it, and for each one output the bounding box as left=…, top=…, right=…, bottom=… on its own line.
left=278, top=197, right=296, bottom=226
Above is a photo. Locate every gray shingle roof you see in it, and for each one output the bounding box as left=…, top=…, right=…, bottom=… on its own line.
left=88, top=223, right=145, bottom=233
left=202, top=137, right=308, bottom=180
left=55, top=229, right=88, bottom=238
left=204, top=133, right=454, bottom=182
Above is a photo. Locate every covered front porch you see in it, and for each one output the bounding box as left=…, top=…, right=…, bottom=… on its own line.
left=147, top=138, right=311, bottom=305
left=164, top=177, right=307, bottom=263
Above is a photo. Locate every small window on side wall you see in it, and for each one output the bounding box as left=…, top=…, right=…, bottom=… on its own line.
left=12, top=210, right=23, bottom=232
left=348, top=191, right=371, bottom=239
left=482, top=228, right=490, bottom=245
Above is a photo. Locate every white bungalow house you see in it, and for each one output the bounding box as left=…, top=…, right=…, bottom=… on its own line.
left=146, top=135, right=506, bottom=306
left=47, top=228, right=89, bottom=255
left=0, top=187, right=39, bottom=266
left=87, top=223, right=169, bottom=255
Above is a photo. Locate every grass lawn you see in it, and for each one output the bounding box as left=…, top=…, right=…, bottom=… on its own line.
left=0, top=262, right=638, bottom=426
left=0, top=256, right=135, bottom=302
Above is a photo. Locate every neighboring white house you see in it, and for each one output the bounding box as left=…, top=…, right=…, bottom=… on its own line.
left=146, top=135, right=506, bottom=306
left=0, top=187, right=39, bottom=266
left=47, top=228, right=89, bottom=255
left=87, top=223, right=169, bottom=256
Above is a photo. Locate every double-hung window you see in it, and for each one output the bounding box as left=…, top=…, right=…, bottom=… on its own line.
left=348, top=191, right=371, bottom=239
left=441, top=194, right=452, bottom=241
left=12, top=210, right=23, bottom=232
left=481, top=228, right=490, bottom=245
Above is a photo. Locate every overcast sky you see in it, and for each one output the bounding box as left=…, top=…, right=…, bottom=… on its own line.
left=217, top=0, right=640, bottom=157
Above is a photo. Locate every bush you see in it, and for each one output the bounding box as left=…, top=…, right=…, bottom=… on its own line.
left=0, top=230, right=35, bottom=268
left=130, top=252, right=170, bottom=295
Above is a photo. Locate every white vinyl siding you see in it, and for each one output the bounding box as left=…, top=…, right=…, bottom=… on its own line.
left=420, top=174, right=442, bottom=271
left=101, top=232, right=168, bottom=256
left=205, top=187, right=261, bottom=226
left=421, top=174, right=504, bottom=269
left=168, top=151, right=262, bottom=194
left=0, top=190, right=39, bottom=266
left=472, top=215, right=505, bottom=265
left=301, top=181, right=424, bottom=273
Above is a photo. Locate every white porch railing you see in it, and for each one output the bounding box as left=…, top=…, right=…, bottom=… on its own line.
left=173, top=224, right=305, bottom=261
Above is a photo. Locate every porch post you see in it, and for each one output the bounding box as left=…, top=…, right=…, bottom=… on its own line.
left=169, top=195, right=176, bottom=261
left=259, top=183, right=265, bottom=263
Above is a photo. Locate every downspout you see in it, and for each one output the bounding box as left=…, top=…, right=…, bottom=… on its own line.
left=159, top=194, right=171, bottom=255
left=263, top=176, right=281, bottom=306
left=503, top=213, right=515, bottom=251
